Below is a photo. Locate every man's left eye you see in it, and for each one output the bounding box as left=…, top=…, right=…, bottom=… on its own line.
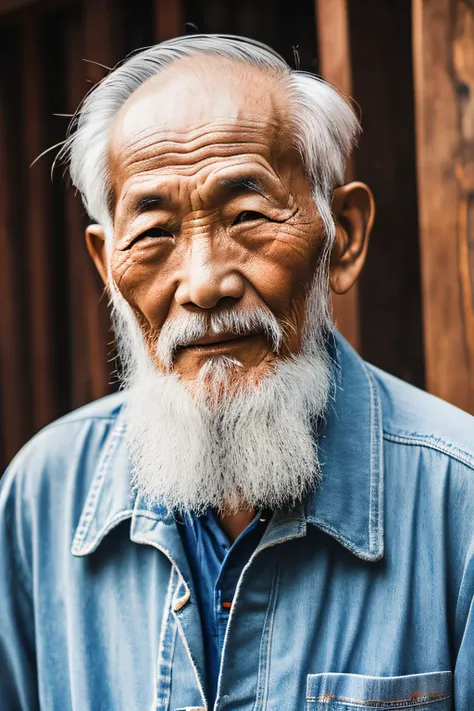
left=233, top=211, right=270, bottom=225
left=142, top=227, right=173, bottom=238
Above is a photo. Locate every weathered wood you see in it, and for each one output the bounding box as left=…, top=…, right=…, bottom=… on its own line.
left=82, top=0, right=118, bottom=400
left=154, top=0, right=182, bottom=42
left=413, top=0, right=474, bottom=412
left=0, top=30, right=32, bottom=463
left=315, top=0, right=360, bottom=352
left=0, top=0, right=35, bottom=14
left=83, top=0, right=118, bottom=79
left=22, top=17, right=59, bottom=430
left=64, top=10, right=95, bottom=407
left=0, top=0, right=74, bottom=22
left=344, top=0, right=424, bottom=389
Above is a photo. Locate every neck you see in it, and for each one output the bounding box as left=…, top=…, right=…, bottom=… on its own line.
left=217, top=508, right=256, bottom=543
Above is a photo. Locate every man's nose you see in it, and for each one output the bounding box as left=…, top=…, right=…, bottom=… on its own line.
left=174, top=237, right=245, bottom=309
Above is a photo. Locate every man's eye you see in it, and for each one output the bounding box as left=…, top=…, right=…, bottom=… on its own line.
left=142, top=227, right=173, bottom=239
left=233, top=211, right=269, bottom=225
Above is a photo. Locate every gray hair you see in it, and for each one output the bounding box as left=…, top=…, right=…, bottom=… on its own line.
left=61, top=34, right=360, bottom=253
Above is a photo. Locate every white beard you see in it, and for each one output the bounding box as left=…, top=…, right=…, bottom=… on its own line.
left=110, top=274, right=333, bottom=515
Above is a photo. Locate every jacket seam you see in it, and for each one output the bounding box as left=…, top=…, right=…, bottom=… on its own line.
left=383, top=431, right=474, bottom=472
left=71, top=422, right=127, bottom=550
left=39, top=416, right=118, bottom=433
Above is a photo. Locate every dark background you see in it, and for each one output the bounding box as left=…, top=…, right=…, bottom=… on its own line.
left=0, top=0, right=472, bottom=471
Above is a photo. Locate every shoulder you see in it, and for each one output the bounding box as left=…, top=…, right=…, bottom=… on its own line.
left=369, top=364, right=474, bottom=472
left=0, top=392, right=127, bottom=523
left=39, top=390, right=126, bottom=431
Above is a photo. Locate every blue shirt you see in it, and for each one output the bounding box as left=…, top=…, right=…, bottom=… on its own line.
left=1, top=332, right=474, bottom=710
left=178, top=509, right=269, bottom=708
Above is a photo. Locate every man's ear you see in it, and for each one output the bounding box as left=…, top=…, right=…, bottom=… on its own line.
left=329, top=182, right=375, bottom=295
left=86, top=224, right=108, bottom=286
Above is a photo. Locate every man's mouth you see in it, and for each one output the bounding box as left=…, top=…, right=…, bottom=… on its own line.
left=177, top=332, right=262, bottom=354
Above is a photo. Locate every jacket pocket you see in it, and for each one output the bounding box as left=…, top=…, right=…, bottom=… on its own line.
left=306, top=671, right=452, bottom=710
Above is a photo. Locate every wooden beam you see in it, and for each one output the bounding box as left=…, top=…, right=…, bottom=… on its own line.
left=22, top=17, right=58, bottom=430
left=153, top=0, right=183, bottom=42
left=413, top=0, right=474, bottom=412
left=83, top=0, right=122, bottom=80
left=346, top=0, right=423, bottom=388
left=0, top=0, right=36, bottom=14
left=81, top=0, right=118, bottom=400
left=0, top=30, right=32, bottom=463
left=315, top=0, right=360, bottom=352
left=64, top=11, right=96, bottom=407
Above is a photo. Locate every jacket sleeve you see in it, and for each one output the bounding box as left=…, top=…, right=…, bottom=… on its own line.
left=0, top=468, right=40, bottom=710
left=454, top=550, right=474, bottom=710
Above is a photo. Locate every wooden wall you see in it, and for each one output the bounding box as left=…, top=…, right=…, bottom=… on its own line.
left=0, top=0, right=471, bottom=470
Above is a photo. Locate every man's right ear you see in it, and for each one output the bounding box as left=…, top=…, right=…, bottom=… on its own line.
left=85, top=224, right=108, bottom=286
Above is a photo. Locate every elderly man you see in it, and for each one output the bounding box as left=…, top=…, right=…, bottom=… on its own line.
left=0, top=34, right=472, bottom=711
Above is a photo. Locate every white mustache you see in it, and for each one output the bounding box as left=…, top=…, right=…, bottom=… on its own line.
left=156, top=307, right=284, bottom=372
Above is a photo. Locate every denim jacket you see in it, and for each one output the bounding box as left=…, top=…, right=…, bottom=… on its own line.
left=1, top=332, right=473, bottom=710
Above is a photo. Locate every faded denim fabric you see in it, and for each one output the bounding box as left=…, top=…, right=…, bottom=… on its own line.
left=178, top=507, right=269, bottom=707
left=1, top=332, right=473, bottom=711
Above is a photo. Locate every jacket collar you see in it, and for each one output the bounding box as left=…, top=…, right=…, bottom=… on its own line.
left=71, top=331, right=384, bottom=561
left=305, top=332, right=384, bottom=561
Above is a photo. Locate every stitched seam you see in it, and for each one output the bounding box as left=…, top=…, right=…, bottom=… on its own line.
left=252, top=561, right=280, bottom=711
left=314, top=520, right=382, bottom=562
left=154, top=567, right=178, bottom=710
left=132, top=536, right=206, bottom=709
left=73, top=510, right=134, bottom=556
left=71, top=422, right=127, bottom=549
left=39, top=416, right=118, bottom=433
left=383, top=432, right=474, bottom=472
left=367, top=363, right=376, bottom=552
left=214, top=525, right=306, bottom=706
left=357, top=359, right=383, bottom=556
left=307, top=692, right=451, bottom=708
left=366, top=367, right=384, bottom=555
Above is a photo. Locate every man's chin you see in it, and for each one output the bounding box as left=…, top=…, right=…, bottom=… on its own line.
left=171, top=334, right=273, bottom=379
left=178, top=353, right=279, bottom=404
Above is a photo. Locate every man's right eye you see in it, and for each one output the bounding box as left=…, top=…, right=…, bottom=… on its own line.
left=141, top=227, right=173, bottom=239
left=127, top=227, right=173, bottom=249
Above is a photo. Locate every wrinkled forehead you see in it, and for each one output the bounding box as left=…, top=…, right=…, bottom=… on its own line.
left=108, top=55, right=294, bottom=179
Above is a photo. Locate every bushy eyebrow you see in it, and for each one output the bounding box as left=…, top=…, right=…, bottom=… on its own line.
left=135, top=195, right=166, bottom=212
left=126, top=174, right=275, bottom=218
left=218, top=177, right=267, bottom=198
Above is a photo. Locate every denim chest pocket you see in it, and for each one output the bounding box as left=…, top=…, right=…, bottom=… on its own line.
left=306, top=671, right=452, bottom=711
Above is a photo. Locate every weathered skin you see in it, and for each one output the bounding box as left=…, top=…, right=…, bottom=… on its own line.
left=88, top=56, right=373, bottom=382
left=86, top=56, right=374, bottom=538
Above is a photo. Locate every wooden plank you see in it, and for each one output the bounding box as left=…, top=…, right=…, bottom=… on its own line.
left=315, top=0, right=360, bottom=351
left=22, top=16, right=58, bottom=430
left=0, top=30, right=32, bottom=465
left=413, top=0, right=474, bottom=412
left=346, top=0, right=423, bottom=388
left=83, top=0, right=117, bottom=79
left=64, top=10, right=94, bottom=407
left=0, top=0, right=36, bottom=14
left=81, top=0, right=118, bottom=400
left=0, top=0, right=74, bottom=20
left=153, top=0, right=183, bottom=42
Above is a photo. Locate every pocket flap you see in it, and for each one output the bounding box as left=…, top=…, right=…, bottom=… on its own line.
left=306, top=671, right=452, bottom=708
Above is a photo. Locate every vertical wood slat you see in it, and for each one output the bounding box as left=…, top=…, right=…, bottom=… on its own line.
left=413, top=0, right=474, bottom=413
left=154, top=0, right=183, bottom=42
left=154, top=0, right=182, bottom=42
left=22, top=17, right=58, bottom=430
left=64, top=11, right=94, bottom=407
left=315, top=0, right=360, bottom=352
left=0, top=33, right=32, bottom=463
left=81, top=0, right=119, bottom=400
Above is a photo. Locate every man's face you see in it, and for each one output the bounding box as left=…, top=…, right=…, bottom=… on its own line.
left=107, top=59, right=326, bottom=388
